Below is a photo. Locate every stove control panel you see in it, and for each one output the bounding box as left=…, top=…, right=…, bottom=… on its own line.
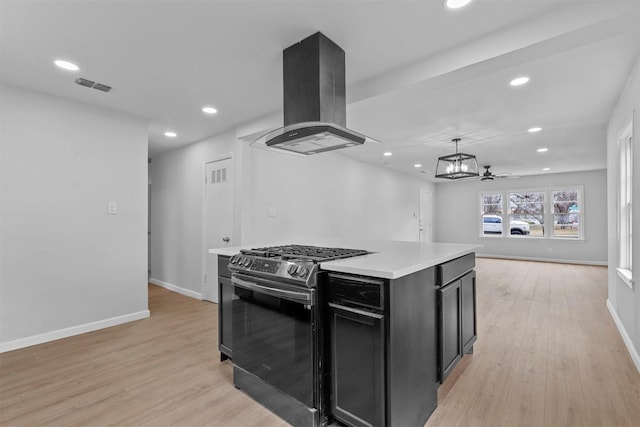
left=248, top=258, right=280, bottom=274
left=229, top=254, right=316, bottom=284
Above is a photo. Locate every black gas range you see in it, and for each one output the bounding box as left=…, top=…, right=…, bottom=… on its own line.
left=227, top=244, right=368, bottom=427
left=228, top=244, right=368, bottom=288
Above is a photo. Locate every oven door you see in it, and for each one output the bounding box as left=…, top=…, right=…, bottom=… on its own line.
left=231, top=272, right=316, bottom=408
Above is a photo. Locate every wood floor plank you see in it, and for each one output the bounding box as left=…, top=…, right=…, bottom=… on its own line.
left=1, top=259, right=639, bottom=427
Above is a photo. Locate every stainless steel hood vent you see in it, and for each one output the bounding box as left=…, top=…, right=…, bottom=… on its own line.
left=256, top=32, right=376, bottom=155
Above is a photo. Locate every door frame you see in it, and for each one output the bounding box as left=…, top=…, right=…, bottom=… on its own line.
left=419, top=188, right=433, bottom=243
left=201, top=152, right=234, bottom=302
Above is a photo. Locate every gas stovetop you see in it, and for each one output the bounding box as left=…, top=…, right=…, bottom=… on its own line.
left=228, top=244, right=369, bottom=287
left=242, top=244, right=369, bottom=262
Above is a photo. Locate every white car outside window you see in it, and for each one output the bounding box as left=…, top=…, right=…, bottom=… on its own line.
left=483, top=215, right=530, bottom=235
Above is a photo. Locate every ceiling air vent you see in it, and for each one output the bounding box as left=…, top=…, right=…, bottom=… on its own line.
left=93, top=83, right=112, bottom=93
left=75, top=77, right=95, bottom=88
left=75, top=77, right=112, bottom=93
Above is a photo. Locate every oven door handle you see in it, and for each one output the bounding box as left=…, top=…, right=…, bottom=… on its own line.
left=231, top=275, right=314, bottom=306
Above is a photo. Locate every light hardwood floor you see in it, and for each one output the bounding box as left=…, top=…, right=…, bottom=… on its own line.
left=1, top=259, right=639, bottom=426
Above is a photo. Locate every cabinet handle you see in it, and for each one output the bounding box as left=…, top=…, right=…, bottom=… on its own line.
left=329, top=303, right=384, bottom=319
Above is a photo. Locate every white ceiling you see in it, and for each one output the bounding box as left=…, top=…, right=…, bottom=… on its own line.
left=2, top=0, right=639, bottom=181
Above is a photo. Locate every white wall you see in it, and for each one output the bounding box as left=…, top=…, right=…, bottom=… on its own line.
left=243, top=147, right=432, bottom=243
left=149, top=133, right=434, bottom=295
left=606, top=57, right=640, bottom=370
left=434, top=169, right=608, bottom=264
left=0, top=85, right=149, bottom=350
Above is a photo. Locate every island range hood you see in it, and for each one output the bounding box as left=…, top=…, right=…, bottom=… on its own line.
left=257, top=32, right=375, bottom=155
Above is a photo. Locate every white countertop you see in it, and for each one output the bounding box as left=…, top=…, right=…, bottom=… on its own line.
left=209, top=239, right=481, bottom=279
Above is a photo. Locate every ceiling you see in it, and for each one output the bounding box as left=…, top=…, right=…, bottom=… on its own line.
left=2, top=0, right=639, bottom=181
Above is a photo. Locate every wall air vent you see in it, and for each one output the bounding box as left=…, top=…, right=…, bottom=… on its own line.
left=75, top=77, right=112, bottom=93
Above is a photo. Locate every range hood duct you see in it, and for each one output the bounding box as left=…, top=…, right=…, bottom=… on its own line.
left=258, top=32, right=375, bottom=155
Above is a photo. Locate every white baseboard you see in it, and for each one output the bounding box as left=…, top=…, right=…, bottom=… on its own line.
left=149, top=278, right=202, bottom=300
left=607, top=299, right=640, bottom=374
left=476, top=253, right=607, bottom=266
left=0, top=310, right=150, bottom=354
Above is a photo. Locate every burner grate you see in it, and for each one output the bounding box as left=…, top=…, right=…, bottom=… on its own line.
left=245, top=245, right=368, bottom=261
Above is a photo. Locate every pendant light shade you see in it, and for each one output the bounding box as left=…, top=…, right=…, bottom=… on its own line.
left=435, top=138, right=479, bottom=179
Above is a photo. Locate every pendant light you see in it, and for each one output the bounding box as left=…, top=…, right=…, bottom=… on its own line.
left=435, top=138, right=479, bottom=179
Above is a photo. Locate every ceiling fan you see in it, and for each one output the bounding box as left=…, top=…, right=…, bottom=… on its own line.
left=479, top=165, right=516, bottom=181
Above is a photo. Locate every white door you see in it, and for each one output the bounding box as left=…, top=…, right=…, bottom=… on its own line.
left=203, top=155, right=234, bottom=303
left=419, top=189, right=432, bottom=243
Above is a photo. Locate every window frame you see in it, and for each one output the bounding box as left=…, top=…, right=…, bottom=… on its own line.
left=478, top=186, right=585, bottom=241
left=550, top=186, right=585, bottom=240
left=508, top=188, right=546, bottom=239
left=479, top=192, right=505, bottom=237
left=617, top=121, right=633, bottom=289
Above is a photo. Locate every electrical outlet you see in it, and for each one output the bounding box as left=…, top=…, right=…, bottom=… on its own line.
left=108, top=201, right=117, bottom=215
left=268, top=207, right=277, bottom=217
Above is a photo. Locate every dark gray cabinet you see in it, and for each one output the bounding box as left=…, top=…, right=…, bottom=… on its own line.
left=217, top=255, right=232, bottom=360
left=438, top=279, right=462, bottom=383
left=327, top=267, right=438, bottom=427
left=437, top=253, right=477, bottom=383
left=461, top=271, right=477, bottom=354
left=329, top=304, right=385, bottom=427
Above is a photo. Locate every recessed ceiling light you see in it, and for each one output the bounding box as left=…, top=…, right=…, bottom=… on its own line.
left=414, top=164, right=422, bottom=168
left=54, top=59, right=79, bottom=71
left=445, top=0, right=472, bottom=9
left=528, top=127, right=542, bottom=133
left=202, top=106, right=218, bottom=114
left=543, top=167, right=550, bottom=171
left=384, top=152, right=393, bottom=156
left=510, top=76, right=529, bottom=86
left=164, top=131, right=177, bottom=138
left=537, top=148, right=548, bottom=153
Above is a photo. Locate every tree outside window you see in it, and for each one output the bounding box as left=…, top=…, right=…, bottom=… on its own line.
left=553, top=189, right=581, bottom=238
left=481, top=193, right=503, bottom=236
left=509, top=191, right=545, bottom=237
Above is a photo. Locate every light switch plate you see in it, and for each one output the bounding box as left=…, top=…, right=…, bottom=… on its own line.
left=108, top=201, right=118, bottom=215
left=267, top=206, right=276, bottom=217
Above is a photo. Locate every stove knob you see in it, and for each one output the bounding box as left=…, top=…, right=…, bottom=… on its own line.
left=295, top=265, right=305, bottom=276
left=243, top=258, right=252, bottom=267
left=298, top=266, right=308, bottom=278
left=287, top=265, right=297, bottom=276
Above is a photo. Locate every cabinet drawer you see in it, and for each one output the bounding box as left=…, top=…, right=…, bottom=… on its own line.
left=437, top=253, right=475, bottom=286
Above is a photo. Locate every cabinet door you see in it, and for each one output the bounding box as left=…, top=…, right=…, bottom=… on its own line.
left=218, top=277, right=233, bottom=359
left=329, top=304, right=385, bottom=427
left=461, top=271, right=477, bottom=354
left=438, top=280, right=462, bottom=383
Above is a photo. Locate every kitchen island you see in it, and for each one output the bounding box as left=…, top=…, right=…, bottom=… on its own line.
left=210, top=239, right=479, bottom=279
left=210, top=240, right=480, bottom=427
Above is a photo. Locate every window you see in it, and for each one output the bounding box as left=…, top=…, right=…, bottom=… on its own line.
left=478, top=187, right=584, bottom=240
left=552, top=189, right=582, bottom=239
left=481, top=193, right=503, bottom=235
left=618, top=122, right=633, bottom=287
left=509, top=191, right=545, bottom=237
